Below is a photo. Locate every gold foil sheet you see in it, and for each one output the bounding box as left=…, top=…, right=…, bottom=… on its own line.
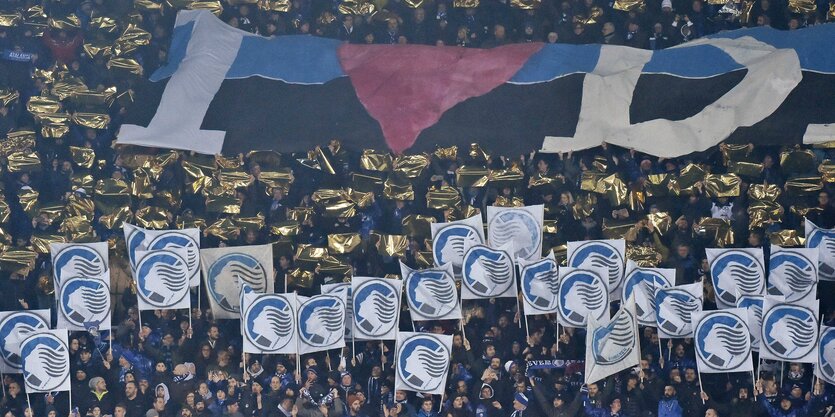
left=456, top=166, right=490, bottom=188
left=134, top=207, right=171, bottom=229
left=7, top=152, right=41, bottom=173
left=401, top=214, right=435, bottom=237
left=434, top=145, right=458, bottom=160
left=770, top=230, right=804, bottom=247
left=328, top=233, right=362, bottom=254
left=694, top=217, right=734, bottom=247
left=703, top=174, right=741, bottom=197
left=270, top=221, right=300, bottom=237
left=784, top=176, right=822, bottom=195
left=372, top=233, right=408, bottom=257
left=0, top=249, right=38, bottom=275
left=780, top=149, right=817, bottom=176
left=204, top=218, right=240, bottom=240
left=426, top=186, right=461, bottom=210
left=393, top=154, right=430, bottom=178
left=360, top=150, right=393, bottom=172
left=383, top=173, right=414, bottom=200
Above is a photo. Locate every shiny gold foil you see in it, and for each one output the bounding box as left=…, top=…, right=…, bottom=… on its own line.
left=383, top=173, right=414, bottom=200
left=426, top=186, right=462, bottom=210
left=328, top=233, right=362, bottom=254
left=7, top=152, right=41, bottom=173
left=401, top=214, right=435, bottom=237
left=360, top=149, right=393, bottom=172
left=372, top=233, right=408, bottom=257
left=134, top=207, right=170, bottom=229
left=703, top=174, right=741, bottom=197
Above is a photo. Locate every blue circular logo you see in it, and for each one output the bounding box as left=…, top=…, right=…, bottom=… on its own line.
left=405, top=269, right=456, bottom=318
left=622, top=268, right=671, bottom=326
left=353, top=280, right=398, bottom=338
left=806, top=227, right=835, bottom=280
left=462, top=245, right=514, bottom=298
left=148, top=232, right=200, bottom=284
left=568, top=241, right=623, bottom=293
left=0, top=312, right=48, bottom=370
left=136, top=251, right=190, bottom=308
left=244, top=295, right=295, bottom=352
left=655, top=288, right=701, bottom=337
left=558, top=269, right=608, bottom=327
left=737, top=295, right=763, bottom=350
left=695, top=312, right=750, bottom=371
left=592, top=309, right=635, bottom=365
left=52, top=245, right=107, bottom=286
left=298, top=296, right=345, bottom=347
left=433, top=224, right=480, bottom=270
left=21, top=333, right=69, bottom=392
left=323, top=284, right=353, bottom=338
left=488, top=210, right=541, bottom=260
left=59, top=277, right=110, bottom=327
left=819, top=327, right=835, bottom=382
left=397, top=334, right=450, bottom=392
left=762, top=304, right=817, bottom=360
left=207, top=253, right=268, bottom=313
left=768, top=251, right=815, bottom=301
left=520, top=259, right=559, bottom=311
left=126, top=228, right=147, bottom=269
left=710, top=251, right=764, bottom=306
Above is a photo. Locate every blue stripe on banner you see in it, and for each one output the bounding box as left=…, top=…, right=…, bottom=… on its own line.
left=150, top=21, right=195, bottom=82
left=708, top=24, right=835, bottom=74
left=509, top=44, right=601, bottom=84
left=642, top=44, right=744, bottom=78
left=226, top=35, right=346, bottom=84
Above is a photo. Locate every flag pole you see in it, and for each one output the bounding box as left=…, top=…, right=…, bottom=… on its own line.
left=658, top=337, right=663, bottom=365
left=458, top=291, right=469, bottom=348
left=0, top=367, right=6, bottom=397
left=696, top=366, right=705, bottom=405
left=295, top=291, right=302, bottom=384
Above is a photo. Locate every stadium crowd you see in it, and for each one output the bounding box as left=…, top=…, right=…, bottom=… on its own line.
left=1, top=1, right=835, bottom=417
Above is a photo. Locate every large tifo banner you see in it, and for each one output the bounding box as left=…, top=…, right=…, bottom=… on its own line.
left=120, top=10, right=835, bottom=157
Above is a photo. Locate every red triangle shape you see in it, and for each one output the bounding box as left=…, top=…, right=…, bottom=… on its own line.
left=338, top=43, right=543, bottom=153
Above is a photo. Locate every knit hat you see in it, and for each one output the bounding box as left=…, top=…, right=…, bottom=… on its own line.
left=88, top=377, right=104, bottom=390
left=661, top=0, right=673, bottom=8
left=514, top=392, right=529, bottom=407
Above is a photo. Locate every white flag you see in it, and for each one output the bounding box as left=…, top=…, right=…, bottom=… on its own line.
left=56, top=272, right=111, bottom=331
left=0, top=310, right=50, bottom=373
left=768, top=246, right=818, bottom=302
left=655, top=282, right=703, bottom=339
left=706, top=248, right=766, bottom=309
left=692, top=308, right=753, bottom=373
left=461, top=244, right=516, bottom=299
left=134, top=248, right=192, bottom=311
left=760, top=296, right=819, bottom=363
left=124, top=225, right=202, bottom=286
left=585, top=296, right=640, bottom=384
left=431, top=214, right=485, bottom=274
left=395, top=332, right=452, bottom=395
left=401, top=262, right=460, bottom=322
left=200, top=244, right=274, bottom=319
left=242, top=292, right=298, bottom=354
left=557, top=267, right=609, bottom=328
left=519, top=253, right=559, bottom=316
left=567, top=239, right=626, bottom=300
left=322, top=282, right=353, bottom=340
left=21, top=329, right=70, bottom=393
left=621, top=260, right=674, bottom=327
left=351, top=277, right=402, bottom=341
left=815, top=325, right=835, bottom=385
left=486, top=205, right=544, bottom=261
left=50, top=242, right=109, bottom=287
left=297, top=293, right=346, bottom=354
left=805, top=219, right=835, bottom=281
left=736, top=295, right=764, bottom=351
